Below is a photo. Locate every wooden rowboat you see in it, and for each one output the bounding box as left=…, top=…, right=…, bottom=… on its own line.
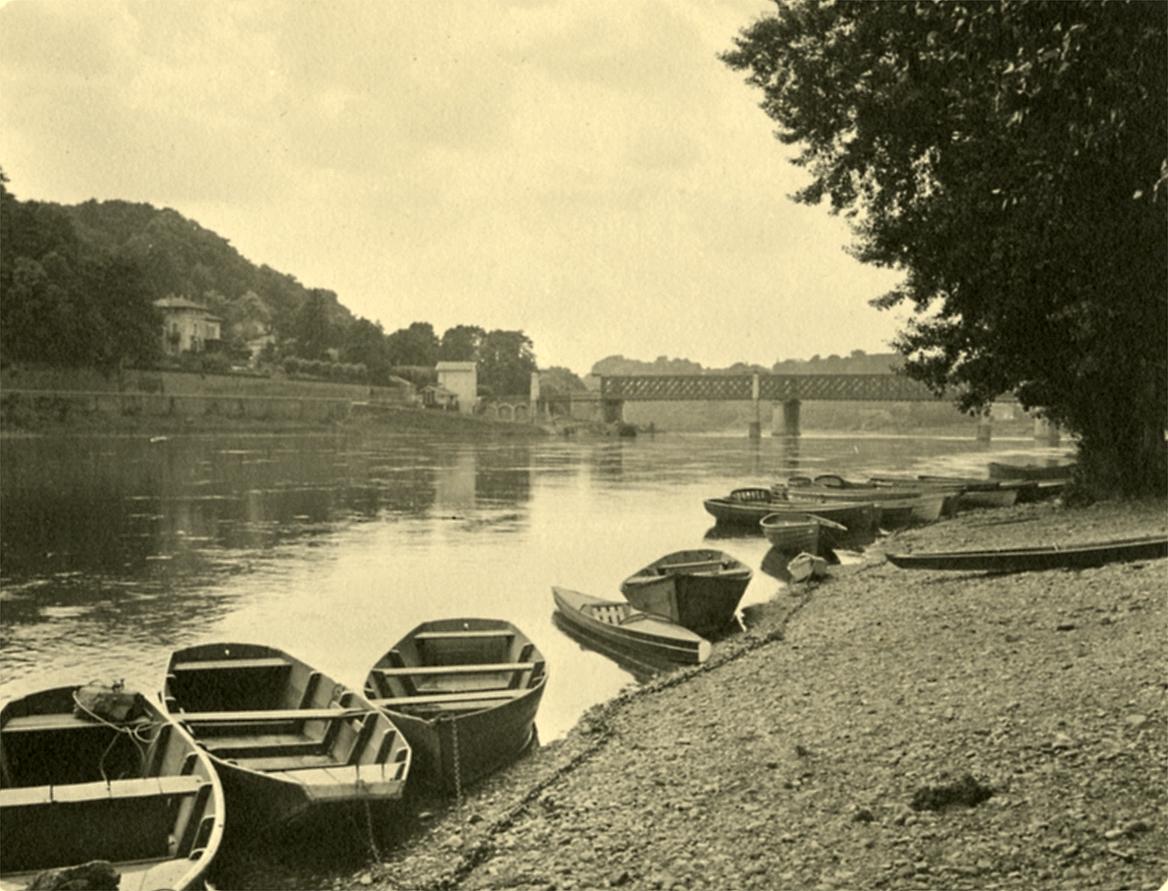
left=620, top=549, right=752, bottom=637
left=987, top=460, right=1076, bottom=481
left=552, top=586, right=711, bottom=666
left=886, top=534, right=1168, bottom=573
left=759, top=512, right=848, bottom=553
left=162, top=643, right=410, bottom=836
left=705, top=490, right=878, bottom=533
left=1, top=684, right=224, bottom=891
left=364, top=619, right=547, bottom=795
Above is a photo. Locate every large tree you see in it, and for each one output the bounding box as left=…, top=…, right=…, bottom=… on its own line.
left=479, top=329, right=537, bottom=396
left=723, top=1, right=1167, bottom=496
left=438, top=324, right=486, bottom=361
left=385, top=321, right=440, bottom=367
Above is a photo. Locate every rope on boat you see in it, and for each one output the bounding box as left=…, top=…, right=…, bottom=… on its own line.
left=71, top=686, right=163, bottom=784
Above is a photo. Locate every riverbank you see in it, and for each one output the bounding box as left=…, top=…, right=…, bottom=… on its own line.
left=0, top=402, right=548, bottom=439
left=216, top=497, right=1165, bottom=890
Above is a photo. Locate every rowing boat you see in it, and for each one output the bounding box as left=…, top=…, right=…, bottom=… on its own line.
left=759, top=512, right=848, bottom=553
left=705, top=489, right=878, bottom=533
left=885, top=534, right=1168, bottom=572
left=552, top=586, right=711, bottom=666
left=620, top=549, right=752, bottom=637
left=162, top=643, right=410, bottom=835
left=987, top=460, right=1076, bottom=481
left=364, top=619, right=546, bottom=795
left=1, top=684, right=224, bottom=890
left=702, top=487, right=790, bottom=526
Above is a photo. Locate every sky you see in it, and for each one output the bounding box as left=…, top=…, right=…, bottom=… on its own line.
left=0, top=0, right=907, bottom=376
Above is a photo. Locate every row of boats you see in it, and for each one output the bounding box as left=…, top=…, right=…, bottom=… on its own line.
left=1, top=551, right=759, bottom=891
left=0, top=620, right=549, bottom=890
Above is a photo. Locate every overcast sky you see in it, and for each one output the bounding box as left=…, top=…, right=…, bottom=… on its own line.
left=0, top=0, right=906, bottom=375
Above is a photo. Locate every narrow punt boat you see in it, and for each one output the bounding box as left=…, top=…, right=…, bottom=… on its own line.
left=823, top=474, right=963, bottom=517
left=759, top=512, right=847, bottom=553
left=162, top=644, right=410, bottom=835
left=1, top=684, right=224, bottom=891
left=705, top=488, right=878, bottom=533
left=552, top=586, right=711, bottom=666
left=620, top=549, right=752, bottom=637
left=912, top=475, right=1027, bottom=508
left=364, top=619, right=547, bottom=795
left=886, top=534, right=1168, bottom=572
left=988, top=460, right=1076, bottom=481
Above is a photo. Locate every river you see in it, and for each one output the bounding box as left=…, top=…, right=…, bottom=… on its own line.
left=0, top=430, right=1068, bottom=741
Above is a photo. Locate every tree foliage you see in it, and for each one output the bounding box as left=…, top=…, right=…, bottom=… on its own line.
left=479, top=330, right=537, bottom=396
left=723, top=0, right=1167, bottom=495
left=385, top=321, right=440, bottom=367
left=439, top=324, right=486, bottom=361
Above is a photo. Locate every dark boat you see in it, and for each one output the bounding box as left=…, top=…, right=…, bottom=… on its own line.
left=759, top=512, right=847, bottom=553
left=1, top=684, right=224, bottom=891
left=162, top=643, right=411, bottom=835
left=551, top=612, right=676, bottom=684
left=885, top=534, right=1168, bottom=572
left=987, top=460, right=1076, bottom=481
left=620, top=549, right=752, bottom=637
left=552, top=586, right=711, bottom=666
left=705, top=488, right=878, bottom=532
left=364, top=619, right=547, bottom=795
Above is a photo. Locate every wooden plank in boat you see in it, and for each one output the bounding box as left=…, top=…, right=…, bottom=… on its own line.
left=373, top=662, right=536, bottom=677
left=228, top=753, right=343, bottom=771
left=2, top=713, right=152, bottom=733
left=413, top=630, right=516, bottom=641
left=176, top=707, right=372, bottom=723
left=171, top=657, right=291, bottom=672
left=370, top=689, right=526, bottom=707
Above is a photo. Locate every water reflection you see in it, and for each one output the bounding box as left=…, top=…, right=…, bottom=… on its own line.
left=1, top=430, right=1066, bottom=741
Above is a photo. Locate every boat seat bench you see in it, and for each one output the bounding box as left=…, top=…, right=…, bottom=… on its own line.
left=2, top=714, right=154, bottom=734
left=370, top=688, right=527, bottom=707
left=0, top=775, right=206, bottom=808
left=175, top=707, right=373, bottom=723
left=413, top=630, right=516, bottom=641
left=373, top=662, right=537, bottom=677
left=657, top=559, right=727, bottom=572
left=171, top=658, right=291, bottom=672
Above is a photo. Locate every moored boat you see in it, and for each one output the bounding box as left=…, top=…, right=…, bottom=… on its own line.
left=702, top=487, right=789, bottom=527
left=620, top=549, right=752, bottom=637
left=987, top=460, right=1076, bottom=481
left=162, top=643, right=410, bottom=836
left=759, top=513, right=827, bottom=553
left=552, top=586, right=711, bottom=666
left=1, top=684, right=224, bottom=891
left=364, top=619, right=547, bottom=795
left=885, top=534, right=1168, bottom=573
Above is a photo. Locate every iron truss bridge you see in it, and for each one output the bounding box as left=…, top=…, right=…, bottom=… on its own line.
left=598, top=374, right=960, bottom=403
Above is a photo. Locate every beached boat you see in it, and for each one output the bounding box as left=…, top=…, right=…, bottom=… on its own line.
left=705, top=489, right=878, bottom=533
left=552, top=586, right=711, bottom=666
left=885, top=534, right=1168, bottom=573
left=987, top=460, right=1076, bottom=481
left=620, top=549, right=752, bottom=637
left=821, top=474, right=963, bottom=517
left=787, top=552, right=829, bottom=582
left=759, top=512, right=847, bottom=553
left=1, top=684, right=224, bottom=891
left=162, top=643, right=410, bottom=835
left=364, top=619, right=547, bottom=795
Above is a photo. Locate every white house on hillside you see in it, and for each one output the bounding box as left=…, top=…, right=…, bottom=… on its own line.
left=155, top=296, right=221, bottom=355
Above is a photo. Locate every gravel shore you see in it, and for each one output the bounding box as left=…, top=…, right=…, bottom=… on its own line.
left=238, top=498, right=1167, bottom=891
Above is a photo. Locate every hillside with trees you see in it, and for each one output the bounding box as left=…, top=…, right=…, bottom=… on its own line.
left=0, top=175, right=538, bottom=397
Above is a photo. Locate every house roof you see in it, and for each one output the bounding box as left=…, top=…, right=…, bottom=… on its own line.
left=422, top=385, right=457, bottom=397
left=154, top=296, right=221, bottom=318
left=436, top=361, right=477, bottom=371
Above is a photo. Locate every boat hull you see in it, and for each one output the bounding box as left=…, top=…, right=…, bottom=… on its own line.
left=162, top=642, right=410, bottom=838
left=365, top=618, right=547, bottom=796
left=620, top=549, right=751, bottom=638
left=1, top=686, right=225, bottom=891
left=886, top=535, right=1168, bottom=572
left=759, top=516, right=820, bottom=553
left=552, top=587, right=710, bottom=665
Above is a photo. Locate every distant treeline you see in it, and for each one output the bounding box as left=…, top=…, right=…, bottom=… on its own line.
left=0, top=174, right=539, bottom=396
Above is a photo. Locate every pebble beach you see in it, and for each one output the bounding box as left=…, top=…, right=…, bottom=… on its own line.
left=233, top=497, right=1167, bottom=891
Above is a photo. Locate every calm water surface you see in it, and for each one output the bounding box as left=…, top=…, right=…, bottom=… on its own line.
left=0, top=430, right=1067, bottom=741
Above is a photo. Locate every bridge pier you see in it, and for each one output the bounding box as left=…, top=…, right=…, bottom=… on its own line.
left=1034, top=415, right=1060, bottom=446
left=749, top=374, right=761, bottom=439
left=771, top=399, right=801, bottom=437
left=602, top=399, right=624, bottom=424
